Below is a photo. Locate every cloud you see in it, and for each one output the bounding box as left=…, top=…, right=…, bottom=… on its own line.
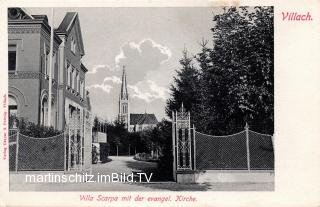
left=114, top=38, right=172, bottom=83
left=85, top=39, right=173, bottom=120
left=115, top=48, right=126, bottom=66
left=126, top=38, right=172, bottom=63
left=86, top=75, right=121, bottom=94
left=147, top=80, right=170, bottom=99
left=86, top=83, right=113, bottom=94
left=87, top=64, right=107, bottom=74
left=103, top=76, right=122, bottom=84
left=128, top=80, right=169, bottom=103
left=87, top=64, right=118, bottom=75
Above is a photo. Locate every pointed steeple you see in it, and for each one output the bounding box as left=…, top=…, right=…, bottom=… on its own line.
left=120, top=66, right=128, bottom=100
left=118, top=65, right=130, bottom=130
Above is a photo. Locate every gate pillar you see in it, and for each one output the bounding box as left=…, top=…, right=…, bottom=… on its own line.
left=172, top=103, right=196, bottom=183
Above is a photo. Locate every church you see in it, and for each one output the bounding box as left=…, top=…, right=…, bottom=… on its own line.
left=118, top=67, right=158, bottom=132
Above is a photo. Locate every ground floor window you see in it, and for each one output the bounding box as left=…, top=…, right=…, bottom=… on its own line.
left=40, top=95, right=56, bottom=128
left=9, top=95, right=18, bottom=117
left=40, top=97, right=48, bottom=126
left=8, top=45, right=17, bottom=71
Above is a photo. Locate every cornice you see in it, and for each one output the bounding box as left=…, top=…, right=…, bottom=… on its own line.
left=9, top=71, right=58, bottom=89
left=8, top=20, right=62, bottom=44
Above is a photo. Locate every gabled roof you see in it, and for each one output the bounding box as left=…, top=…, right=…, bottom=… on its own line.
left=130, top=113, right=158, bottom=125
left=55, top=12, right=76, bottom=33
left=55, top=12, right=85, bottom=56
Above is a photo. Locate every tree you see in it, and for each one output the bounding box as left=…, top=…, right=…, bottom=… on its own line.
left=93, top=116, right=99, bottom=132
left=106, top=120, right=127, bottom=155
left=155, top=119, right=173, bottom=179
left=167, top=6, right=274, bottom=135
left=206, top=7, right=274, bottom=134
left=165, top=49, right=204, bottom=129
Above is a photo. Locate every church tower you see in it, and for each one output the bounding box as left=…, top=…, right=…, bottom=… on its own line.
left=118, top=66, right=130, bottom=129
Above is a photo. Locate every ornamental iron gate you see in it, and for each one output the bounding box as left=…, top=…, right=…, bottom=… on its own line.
left=172, top=104, right=274, bottom=179
left=172, top=104, right=196, bottom=181
left=66, top=107, right=93, bottom=172
left=66, top=107, right=82, bottom=171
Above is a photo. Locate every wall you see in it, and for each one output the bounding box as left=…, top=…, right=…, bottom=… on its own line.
left=8, top=31, right=41, bottom=124
left=8, top=22, right=60, bottom=126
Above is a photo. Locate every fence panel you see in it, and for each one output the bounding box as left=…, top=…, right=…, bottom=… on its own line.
left=9, top=129, right=18, bottom=171
left=194, top=129, right=274, bottom=171
left=17, top=133, right=65, bottom=171
left=249, top=130, right=274, bottom=170
left=195, top=131, right=247, bottom=170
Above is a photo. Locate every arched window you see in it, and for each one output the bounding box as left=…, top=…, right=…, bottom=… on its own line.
left=9, top=95, right=18, bottom=117
left=41, top=97, right=48, bottom=126
left=123, top=104, right=127, bottom=114
left=40, top=95, right=56, bottom=128
left=71, top=36, right=76, bottom=54
left=76, top=71, right=79, bottom=92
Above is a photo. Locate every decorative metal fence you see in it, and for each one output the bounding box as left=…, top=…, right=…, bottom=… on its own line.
left=195, top=130, right=248, bottom=170
left=9, top=129, right=18, bottom=171
left=248, top=130, right=274, bottom=170
left=194, top=126, right=274, bottom=171
left=9, top=131, right=65, bottom=171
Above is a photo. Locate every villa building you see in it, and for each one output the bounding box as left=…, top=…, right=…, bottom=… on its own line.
left=8, top=8, right=92, bottom=171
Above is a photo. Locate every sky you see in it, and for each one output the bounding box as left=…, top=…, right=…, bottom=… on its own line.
left=26, top=7, right=222, bottom=121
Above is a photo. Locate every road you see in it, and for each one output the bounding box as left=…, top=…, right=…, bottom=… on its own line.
left=92, top=156, right=157, bottom=175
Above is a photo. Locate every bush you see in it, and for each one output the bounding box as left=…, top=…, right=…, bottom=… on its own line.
left=11, top=116, right=62, bottom=138
left=100, top=143, right=110, bottom=163
left=92, top=145, right=99, bottom=164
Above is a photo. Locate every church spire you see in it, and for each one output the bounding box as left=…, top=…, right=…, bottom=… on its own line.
left=120, top=66, right=128, bottom=100
left=119, top=65, right=130, bottom=130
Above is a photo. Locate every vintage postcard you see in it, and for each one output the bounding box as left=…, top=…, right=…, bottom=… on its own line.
left=0, top=0, right=319, bottom=206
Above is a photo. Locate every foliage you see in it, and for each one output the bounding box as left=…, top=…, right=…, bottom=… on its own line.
left=166, top=6, right=274, bottom=135
left=100, top=143, right=110, bottom=163
left=10, top=115, right=62, bottom=138
left=93, top=116, right=99, bottom=132
left=166, top=49, right=203, bottom=127
left=106, top=120, right=128, bottom=155
left=92, top=145, right=99, bottom=164
left=105, top=118, right=174, bottom=180
left=154, top=119, right=173, bottom=180
left=106, top=118, right=170, bottom=158
left=92, top=116, right=107, bottom=133
left=134, top=153, right=153, bottom=161
left=135, top=119, right=174, bottom=180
